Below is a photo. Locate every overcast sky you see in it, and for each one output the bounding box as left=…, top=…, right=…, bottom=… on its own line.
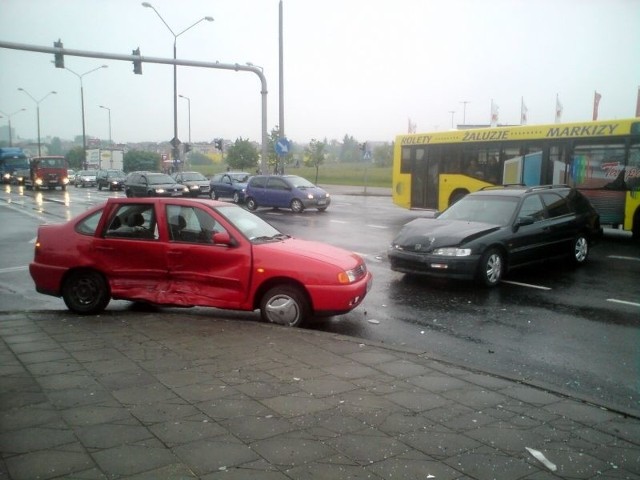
left=1, top=0, right=639, bottom=146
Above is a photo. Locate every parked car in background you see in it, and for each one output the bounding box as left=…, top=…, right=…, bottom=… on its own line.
left=172, top=171, right=211, bottom=197
left=245, top=175, right=331, bottom=212
left=74, top=169, right=97, bottom=188
left=388, top=185, right=602, bottom=287
left=209, top=171, right=251, bottom=203
left=29, top=197, right=372, bottom=327
left=96, top=169, right=126, bottom=191
left=124, top=171, right=189, bottom=197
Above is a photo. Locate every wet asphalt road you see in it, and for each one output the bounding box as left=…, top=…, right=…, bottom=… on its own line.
left=1, top=183, right=639, bottom=417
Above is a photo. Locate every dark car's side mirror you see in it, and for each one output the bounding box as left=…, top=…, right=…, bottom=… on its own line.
left=515, top=216, right=535, bottom=227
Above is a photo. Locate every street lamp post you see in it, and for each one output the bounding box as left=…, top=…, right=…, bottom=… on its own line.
left=99, top=105, right=112, bottom=146
left=448, top=110, right=456, bottom=129
left=178, top=94, right=191, bottom=143
left=17, top=88, right=57, bottom=156
left=0, top=108, right=26, bottom=146
left=142, top=2, right=213, bottom=169
left=63, top=65, right=108, bottom=168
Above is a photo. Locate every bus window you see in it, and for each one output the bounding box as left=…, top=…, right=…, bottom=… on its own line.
left=625, top=143, right=640, bottom=193
left=549, top=145, right=569, bottom=184
left=570, top=143, right=626, bottom=190
left=400, top=146, right=412, bottom=174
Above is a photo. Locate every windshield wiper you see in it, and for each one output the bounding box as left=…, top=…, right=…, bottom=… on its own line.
left=251, top=233, right=290, bottom=241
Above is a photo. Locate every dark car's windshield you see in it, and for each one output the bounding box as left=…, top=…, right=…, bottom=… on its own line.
left=229, top=173, right=249, bottom=183
left=148, top=174, right=175, bottom=185
left=183, top=172, right=207, bottom=181
left=438, top=195, right=518, bottom=226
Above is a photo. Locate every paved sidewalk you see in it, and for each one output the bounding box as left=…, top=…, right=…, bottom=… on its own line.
left=1, top=310, right=638, bottom=479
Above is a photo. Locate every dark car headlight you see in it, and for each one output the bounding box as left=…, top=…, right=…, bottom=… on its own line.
left=432, top=247, right=472, bottom=257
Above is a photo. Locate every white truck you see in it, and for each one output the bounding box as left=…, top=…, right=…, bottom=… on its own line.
left=86, top=149, right=124, bottom=171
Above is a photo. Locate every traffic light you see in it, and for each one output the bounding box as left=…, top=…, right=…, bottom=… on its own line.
left=53, top=39, right=64, bottom=68
left=184, top=143, right=191, bottom=153
left=359, top=142, right=367, bottom=152
left=214, top=139, right=223, bottom=151
left=132, top=47, right=142, bottom=75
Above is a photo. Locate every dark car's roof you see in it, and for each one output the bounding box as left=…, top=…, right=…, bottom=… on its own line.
left=471, top=185, right=571, bottom=198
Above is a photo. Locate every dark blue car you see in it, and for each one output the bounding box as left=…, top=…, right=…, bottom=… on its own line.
left=245, top=175, right=331, bottom=213
left=209, top=172, right=250, bottom=203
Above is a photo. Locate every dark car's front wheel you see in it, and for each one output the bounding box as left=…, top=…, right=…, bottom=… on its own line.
left=570, top=234, right=589, bottom=265
left=62, top=270, right=110, bottom=315
left=477, top=248, right=503, bottom=287
left=233, top=191, right=241, bottom=203
left=246, top=197, right=258, bottom=211
left=260, top=285, right=310, bottom=327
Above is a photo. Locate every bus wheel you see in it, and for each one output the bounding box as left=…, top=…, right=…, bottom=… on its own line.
left=449, top=189, right=469, bottom=207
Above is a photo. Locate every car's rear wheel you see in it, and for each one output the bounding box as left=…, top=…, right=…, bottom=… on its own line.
left=62, top=270, right=110, bottom=315
left=233, top=191, right=241, bottom=203
left=290, top=198, right=304, bottom=213
left=477, top=248, right=503, bottom=287
left=98, top=183, right=102, bottom=191
left=211, top=190, right=219, bottom=200
left=260, top=285, right=310, bottom=327
left=570, top=234, right=589, bottom=265
left=246, top=197, right=258, bottom=211
left=125, top=189, right=133, bottom=198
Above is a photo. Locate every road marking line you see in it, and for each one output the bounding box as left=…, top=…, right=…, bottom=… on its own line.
left=367, top=224, right=388, bottom=229
left=607, top=298, right=640, bottom=308
left=501, top=280, right=551, bottom=290
left=608, top=255, right=640, bottom=262
left=330, top=220, right=348, bottom=224
left=0, top=266, right=28, bottom=274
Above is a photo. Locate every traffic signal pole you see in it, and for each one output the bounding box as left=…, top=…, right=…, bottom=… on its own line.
left=0, top=40, right=269, bottom=174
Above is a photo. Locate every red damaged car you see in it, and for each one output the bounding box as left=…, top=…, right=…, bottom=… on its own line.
left=29, top=197, right=372, bottom=327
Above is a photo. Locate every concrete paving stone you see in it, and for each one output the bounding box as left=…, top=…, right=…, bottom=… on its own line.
left=15, top=349, right=71, bottom=365
left=374, top=359, right=433, bottom=378
left=96, top=369, right=158, bottom=391
left=156, top=369, right=226, bottom=388
left=286, top=462, right=384, bottom=480
left=260, top=394, right=334, bottom=417
left=368, top=455, right=463, bottom=480
left=62, top=403, right=136, bottom=426
left=121, top=463, right=198, bottom=479
left=500, top=384, right=567, bottom=406
left=0, top=390, right=48, bottom=409
left=173, top=382, right=238, bottom=403
left=4, top=340, right=60, bottom=355
left=466, top=424, right=547, bottom=453
left=26, top=359, right=84, bottom=376
left=346, top=350, right=401, bottom=365
left=250, top=434, right=337, bottom=466
left=111, top=381, right=182, bottom=404
left=37, top=372, right=102, bottom=391
left=234, top=379, right=301, bottom=400
left=339, top=390, right=410, bottom=411
left=2, top=332, right=52, bottom=345
left=443, top=408, right=514, bottom=432
left=73, top=423, right=154, bottom=449
left=444, top=447, right=541, bottom=479
left=46, top=387, right=114, bottom=409
left=0, top=425, right=77, bottom=453
left=197, top=396, right=275, bottom=420
left=137, top=356, right=194, bottom=374
left=595, top=416, right=640, bottom=445
left=222, top=414, right=296, bottom=442
left=384, top=390, right=450, bottom=412
left=441, top=387, right=512, bottom=410
left=0, top=374, right=41, bottom=393
left=148, top=418, right=228, bottom=446
left=0, top=403, right=62, bottom=431
left=202, top=467, right=290, bottom=480
left=83, top=357, right=142, bottom=376
left=71, top=347, right=129, bottom=363
left=4, top=449, right=95, bottom=480
left=460, top=371, right=518, bottom=391
left=321, top=361, right=380, bottom=380
left=399, top=428, right=483, bottom=459
left=128, top=401, right=201, bottom=425
left=172, top=438, right=260, bottom=476
left=407, top=373, right=472, bottom=392
left=376, top=411, right=440, bottom=436
left=544, top=399, right=623, bottom=426
left=58, top=339, right=110, bottom=354
left=325, top=431, right=410, bottom=465
left=297, top=376, right=359, bottom=397
left=290, top=410, right=371, bottom=435
left=91, top=444, right=179, bottom=477
left=0, top=364, right=24, bottom=376
left=264, top=364, right=330, bottom=382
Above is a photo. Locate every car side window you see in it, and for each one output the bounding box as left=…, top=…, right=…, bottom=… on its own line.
left=267, top=178, right=288, bottom=191
left=250, top=176, right=266, bottom=188
left=518, top=194, right=546, bottom=222
left=104, top=204, right=157, bottom=240
left=76, top=209, right=104, bottom=236
left=541, top=192, right=570, bottom=218
left=223, top=175, right=232, bottom=185
left=166, top=205, right=227, bottom=244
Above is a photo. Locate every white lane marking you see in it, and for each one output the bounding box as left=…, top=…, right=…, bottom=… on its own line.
left=608, top=255, right=640, bottom=262
left=0, top=266, right=28, bottom=274
left=330, top=220, right=348, bottom=224
left=366, top=224, right=388, bottom=229
left=607, top=298, right=640, bottom=308
left=501, top=280, right=551, bottom=290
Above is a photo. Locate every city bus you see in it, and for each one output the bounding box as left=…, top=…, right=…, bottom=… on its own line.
left=0, top=147, right=29, bottom=184
left=392, top=118, right=640, bottom=238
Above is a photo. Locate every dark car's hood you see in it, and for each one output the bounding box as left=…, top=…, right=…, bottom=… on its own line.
left=392, top=218, right=500, bottom=250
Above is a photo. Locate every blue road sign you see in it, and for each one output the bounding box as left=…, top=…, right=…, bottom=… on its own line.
left=275, top=137, right=290, bottom=156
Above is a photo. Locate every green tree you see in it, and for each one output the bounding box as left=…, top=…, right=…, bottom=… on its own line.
left=188, top=151, right=212, bottom=166
left=373, top=142, right=393, bottom=167
left=226, top=138, right=259, bottom=172
left=304, top=139, right=326, bottom=184
left=49, top=137, right=63, bottom=155
left=123, top=150, right=161, bottom=173
left=340, top=134, right=361, bottom=163
left=65, top=146, right=85, bottom=170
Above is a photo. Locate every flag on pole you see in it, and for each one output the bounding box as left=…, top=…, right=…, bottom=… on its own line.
left=555, top=94, right=563, bottom=123
left=636, top=86, right=640, bottom=117
left=490, top=99, right=499, bottom=127
left=520, top=97, right=528, bottom=125
left=408, top=118, right=417, bottom=134
left=592, top=91, right=602, bottom=121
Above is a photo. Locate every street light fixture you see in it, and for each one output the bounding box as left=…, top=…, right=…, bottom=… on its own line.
left=63, top=64, right=108, bottom=168
left=99, top=105, right=112, bottom=146
left=141, top=2, right=213, bottom=168
left=246, top=62, right=263, bottom=72
left=17, top=88, right=57, bottom=156
left=0, top=108, right=26, bottom=147
left=178, top=94, right=191, bottom=143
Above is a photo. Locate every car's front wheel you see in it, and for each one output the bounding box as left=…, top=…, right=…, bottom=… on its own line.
left=62, top=270, right=110, bottom=315
left=260, top=285, right=310, bottom=327
left=290, top=198, right=304, bottom=213
left=477, top=248, right=503, bottom=287
left=125, top=189, right=133, bottom=198
left=570, top=234, right=589, bottom=265
left=233, top=191, right=241, bottom=203
left=246, top=197, right=258, bottom=211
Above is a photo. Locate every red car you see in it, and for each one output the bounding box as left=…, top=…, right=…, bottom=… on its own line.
left=29, top=198, right=371, bottom=327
